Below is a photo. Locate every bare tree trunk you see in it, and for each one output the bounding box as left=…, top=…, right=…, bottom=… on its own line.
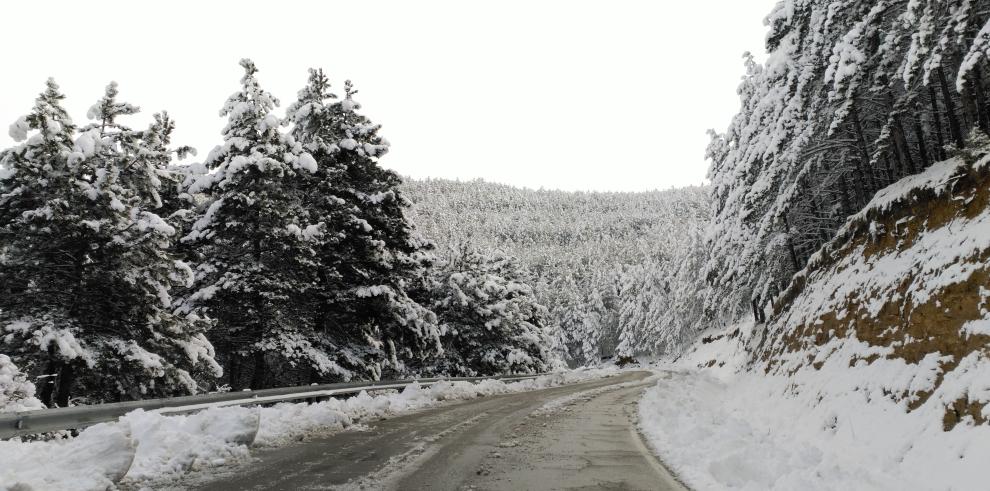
left=971, top=68, right=990, bottom=135
left=892, top=114, right=918, bottom=174
left=250, top=351, right=267, bottom=390
left=228, top=351, right=242, bottom=390
left=928, top=84, right=947, bottom=160
left=782, top=215, right=801, bottom=272
left=938, top=66, right=966, bottom=148
left=310, top=269, right=331, bottom=385
left=38, top=356, right=60, bottom=407
left=882, top=156, right=897, bottom=185
left=839, top=175, right=854, bottom=215
left=55, top=363, right=75, bottom=407
left=851, top=160, right=870, bottom=207
left=249, top=234, right=267, bottom=390
left=887, top=92, right=918, bottom=175
left=912, top=115, right=931, bottom=168
left=850, top=100, right=876, bottom=197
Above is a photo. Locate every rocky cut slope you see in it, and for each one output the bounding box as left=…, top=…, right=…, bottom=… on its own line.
left=759, top=144, right=990, bottom=432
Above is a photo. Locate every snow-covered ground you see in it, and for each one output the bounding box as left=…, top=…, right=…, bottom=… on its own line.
left=638, top=322, right=990, bottom=491
left=0, top=369, right=617, bottom=490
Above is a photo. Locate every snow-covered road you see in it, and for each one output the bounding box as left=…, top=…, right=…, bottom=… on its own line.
left=183, top=371, right=683, bottom=490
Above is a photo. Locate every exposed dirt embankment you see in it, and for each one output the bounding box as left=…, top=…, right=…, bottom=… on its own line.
left=762, top=148, right=990, bottom=430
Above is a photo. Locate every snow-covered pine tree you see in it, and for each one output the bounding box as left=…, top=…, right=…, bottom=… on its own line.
left=549, top=273, right=593, bottom=364
left=652, top=226, right=709, bottom=356
left=591, top=268, right=624, bottom=358
left=616, top=262, right=657, bottom=358
left=430, top=245, right=555, bottom=376
left=77, top=83, right=221, bottom=400
left=286, top=69, right=441, bottom=381
left=183, top=60, right=324, bottom=390
left=138, top=111, right=196, bottom=220
left=0, top=79, right=88, bottom=407
left=0, top=80, right=220, bottom=405
left=582, top=281, right=612, bottom=360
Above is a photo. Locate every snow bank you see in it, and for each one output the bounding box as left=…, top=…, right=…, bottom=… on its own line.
left=119, top=406, right=258, bottom=481
left=0, top=407, right=257, bottom=490
left=640, top=151, right=990, bottom=490
left=643, top=320, right=990, bottom=490
left=255, top=369, right=615, bottom=445
left=0, top=424, right=135, bottom=490
left=641, top=357, right=990, bottom=490
left=671, top=321, right=756, bottom=381
left=0, top=369, right=616, bottom=490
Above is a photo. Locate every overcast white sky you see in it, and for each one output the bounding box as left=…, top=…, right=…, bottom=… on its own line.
left=0, top=1, right=775, bottom=192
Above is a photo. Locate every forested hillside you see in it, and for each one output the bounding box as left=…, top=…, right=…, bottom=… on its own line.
left=701, top=0, right=990, bottom=422
left=705, top=0, right=990, bottom=330
left=402, top=179, right=711, bottom=364
left=0, top=62, right=556, bottom=409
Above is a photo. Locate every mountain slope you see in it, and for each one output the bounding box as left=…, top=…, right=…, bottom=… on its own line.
left=401, top=178, right=711, bottom=363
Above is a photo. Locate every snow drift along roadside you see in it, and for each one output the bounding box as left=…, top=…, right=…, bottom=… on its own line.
left=641, top=338, right=990, bottom=490
left=0, top=369, right=616, bottom=490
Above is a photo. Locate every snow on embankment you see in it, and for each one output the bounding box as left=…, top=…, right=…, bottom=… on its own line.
left=640, top=150, right=990, bottom=490
left=764, top=148, right=990, bottom=432
left=0, top=369, right=615, bottom=490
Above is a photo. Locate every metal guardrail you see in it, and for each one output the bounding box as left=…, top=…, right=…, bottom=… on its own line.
left=0, top=374, right=544, bottom=439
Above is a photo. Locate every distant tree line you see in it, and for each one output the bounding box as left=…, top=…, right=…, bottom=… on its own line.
left=402, top=179, right=711, bottom=365
left=0, top=60, right=555, bottom=408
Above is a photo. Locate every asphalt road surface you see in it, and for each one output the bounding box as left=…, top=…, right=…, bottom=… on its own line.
left=194, top=370, right=686, bottom=491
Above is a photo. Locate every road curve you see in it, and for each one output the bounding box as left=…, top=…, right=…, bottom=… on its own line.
left=193, top=370, right=686, bottom=491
